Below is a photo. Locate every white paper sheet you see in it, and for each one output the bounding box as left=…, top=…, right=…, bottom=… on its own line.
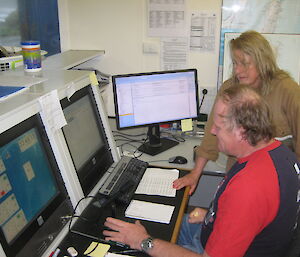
left=147, top=0, right=187, bottom=37
left=160, top=37, right=188, bottom=70
left=38, top=90, right=67, bottom=131
left=125, top=200, right=175, bottom=224
left=135, top=168, right=178, bottom=197
left=190, top=11, right=217, bottom=52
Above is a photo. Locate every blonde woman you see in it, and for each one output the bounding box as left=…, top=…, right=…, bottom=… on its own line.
left=174, top=30, right=300, bottom=195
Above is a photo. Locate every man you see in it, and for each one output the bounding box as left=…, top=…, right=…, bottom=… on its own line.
left=103, top=85, right=300, bottom=257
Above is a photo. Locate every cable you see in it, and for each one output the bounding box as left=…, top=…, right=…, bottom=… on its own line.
left=148, top=159, right=169, bottom=163
left=161, top=131, right=185, bottom=143
left=112, top=130, right=146, bottom=137
left=199, top=88, right=208, bottom=113
left=68, top=195, right=96, bottom=234
left=114, top=137, right=145, bottom=144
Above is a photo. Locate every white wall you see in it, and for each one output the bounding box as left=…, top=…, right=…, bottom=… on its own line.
left=58, top=0, right=222, bottom=115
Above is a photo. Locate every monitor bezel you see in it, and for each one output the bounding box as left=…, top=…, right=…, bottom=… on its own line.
left=112, top=68, right=200, bottom=130
left=0, top=114, right=69, bottom=257
left=61, top=85, right=114, bottom=195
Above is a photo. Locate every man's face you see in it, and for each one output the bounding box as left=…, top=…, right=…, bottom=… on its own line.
left=210, top=100, right=241, bottom=156
left=232, top=49, right=261, bottom=89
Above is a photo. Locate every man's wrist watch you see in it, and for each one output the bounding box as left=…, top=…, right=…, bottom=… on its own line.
left=141, top=237, right=154, bottom=252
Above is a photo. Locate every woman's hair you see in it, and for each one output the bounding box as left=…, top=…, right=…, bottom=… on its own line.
left=219, top=84, right=274, bottom=146
left=230, top=30, right=290, bottom=95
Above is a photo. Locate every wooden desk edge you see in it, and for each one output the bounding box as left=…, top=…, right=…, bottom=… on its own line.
left=170, top=186, right=190, bottom=243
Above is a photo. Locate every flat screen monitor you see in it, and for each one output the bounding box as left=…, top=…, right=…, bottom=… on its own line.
left=112, top=69, right=199, bottom=155
left=0, top=114, right=72, bottom=257
left=61, top=86, right=114, bottom=195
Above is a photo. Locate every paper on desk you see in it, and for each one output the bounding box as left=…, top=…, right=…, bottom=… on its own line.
left=125, top=200, right=175, bottom=224
left=84, top=242, right=110, bottom=257
left=135, top=168, right=178, bottom=197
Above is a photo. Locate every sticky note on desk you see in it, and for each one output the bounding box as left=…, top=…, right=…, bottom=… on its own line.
left=181, top=118, right=193, bottom=132
left=84, top=242, right=110, bottom=257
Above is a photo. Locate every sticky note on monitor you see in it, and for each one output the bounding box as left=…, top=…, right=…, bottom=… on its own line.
left=181, top=119, right=193, bottom=132
left=89, top=72, right=99, bottom=86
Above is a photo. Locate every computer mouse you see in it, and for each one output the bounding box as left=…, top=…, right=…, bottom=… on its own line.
left=168, top=156, right=188, bottom=164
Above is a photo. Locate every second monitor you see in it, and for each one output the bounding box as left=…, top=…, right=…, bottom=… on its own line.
left=112, top=69, right=199, bottom=155
left=61, top=86, right=114, bottom=196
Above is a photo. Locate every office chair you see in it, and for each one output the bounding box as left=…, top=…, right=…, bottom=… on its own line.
left=285, top=214, right=300, bottom=257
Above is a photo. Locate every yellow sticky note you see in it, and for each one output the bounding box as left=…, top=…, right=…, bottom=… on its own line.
left=181, top=119, right=193, bottom=132
left=84, top=242, right=110, bottom=257
left=89, top=72, right=99, bottom=86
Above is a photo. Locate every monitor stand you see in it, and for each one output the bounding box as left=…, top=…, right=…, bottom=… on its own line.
left=138, top=124, right=179, bottom=156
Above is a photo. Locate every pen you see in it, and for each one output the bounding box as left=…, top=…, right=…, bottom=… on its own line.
left=52, top=248, right=61, bottom=257
left=108, top=240, right=130, bottom=249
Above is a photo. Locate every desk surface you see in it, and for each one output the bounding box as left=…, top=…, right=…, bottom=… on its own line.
left=109, top=118, right=226, bottom=174
left=57, top=170, right=189, bottom=257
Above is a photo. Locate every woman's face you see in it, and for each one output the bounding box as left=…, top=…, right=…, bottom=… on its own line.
left=232, top=49, right=261, bottom=88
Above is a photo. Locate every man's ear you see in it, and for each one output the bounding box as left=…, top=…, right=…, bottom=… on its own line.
left=234, top=126, right=246, bottom=142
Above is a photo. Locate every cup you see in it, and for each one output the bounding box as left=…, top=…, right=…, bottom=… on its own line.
left=21, top=41, right=42, bottom=72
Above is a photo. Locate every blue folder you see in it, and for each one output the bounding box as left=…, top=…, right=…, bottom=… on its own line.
left=0, top=86, right=25, bottom=98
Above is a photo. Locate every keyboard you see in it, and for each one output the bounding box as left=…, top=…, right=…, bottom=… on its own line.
left=98, top=156, right=148, bottom=204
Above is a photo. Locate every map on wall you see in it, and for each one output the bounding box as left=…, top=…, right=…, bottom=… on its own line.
left=218, top=0, right=300, bottom=86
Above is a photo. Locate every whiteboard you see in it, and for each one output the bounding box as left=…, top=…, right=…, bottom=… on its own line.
left=222, top=33, right=300, bottom=84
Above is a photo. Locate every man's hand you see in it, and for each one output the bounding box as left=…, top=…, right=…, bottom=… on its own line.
left=173, top=171, right=200, bottom=195
left=103, top=217, right=149, bottom=250
left=173, top=157, right=208, bottom=195
left=188, top=208, right=207, bottom=224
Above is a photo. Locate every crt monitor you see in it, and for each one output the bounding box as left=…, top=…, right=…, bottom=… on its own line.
left=112, top=69, right=199, bottom=155
left=61, top=85, right=114, bottom=196
left=0, top=114, right=73, bottom=257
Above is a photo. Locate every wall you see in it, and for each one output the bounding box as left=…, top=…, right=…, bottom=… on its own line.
left=58, top=0, right=222, bottom=115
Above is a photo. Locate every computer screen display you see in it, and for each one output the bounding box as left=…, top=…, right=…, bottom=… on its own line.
left=0, top=114, right=72, bottom=257
left=113, top=69, right=199, bottom=128
left=0, top=128, right=58, bottom=244
left=61, top=86, right=113, bottom=195
left=112, top=69, right=199, bottom=155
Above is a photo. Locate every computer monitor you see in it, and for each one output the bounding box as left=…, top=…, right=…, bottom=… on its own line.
left=0, top=114, right=73, bottom=257
left=112, top=69, right=199, bottom=155
left=61, top=85, right=114, bottom=196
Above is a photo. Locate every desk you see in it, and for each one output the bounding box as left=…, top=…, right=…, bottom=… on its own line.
left=109, top=118, right=226, bottom=175
left=57, top=170, right=189, bottom=257
left=109, top=118, right=226, bottom=209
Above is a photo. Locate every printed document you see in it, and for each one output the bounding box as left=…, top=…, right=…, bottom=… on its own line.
left=135, top=168, right=179, bottom=197
left=125, top=200, right=175, bottom=224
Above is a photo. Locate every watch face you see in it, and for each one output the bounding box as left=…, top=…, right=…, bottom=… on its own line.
left=141, top=237, right=153, bottom=252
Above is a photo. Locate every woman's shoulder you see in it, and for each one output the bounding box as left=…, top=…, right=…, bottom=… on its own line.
left=269, top=73, right=300, bottom=105
left=273, top=72, right=299, bottom=88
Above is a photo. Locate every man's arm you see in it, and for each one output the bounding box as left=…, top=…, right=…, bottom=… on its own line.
left=103, top=217, right=210, bottom=257
left=147, top=238, right=211, bottom=257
